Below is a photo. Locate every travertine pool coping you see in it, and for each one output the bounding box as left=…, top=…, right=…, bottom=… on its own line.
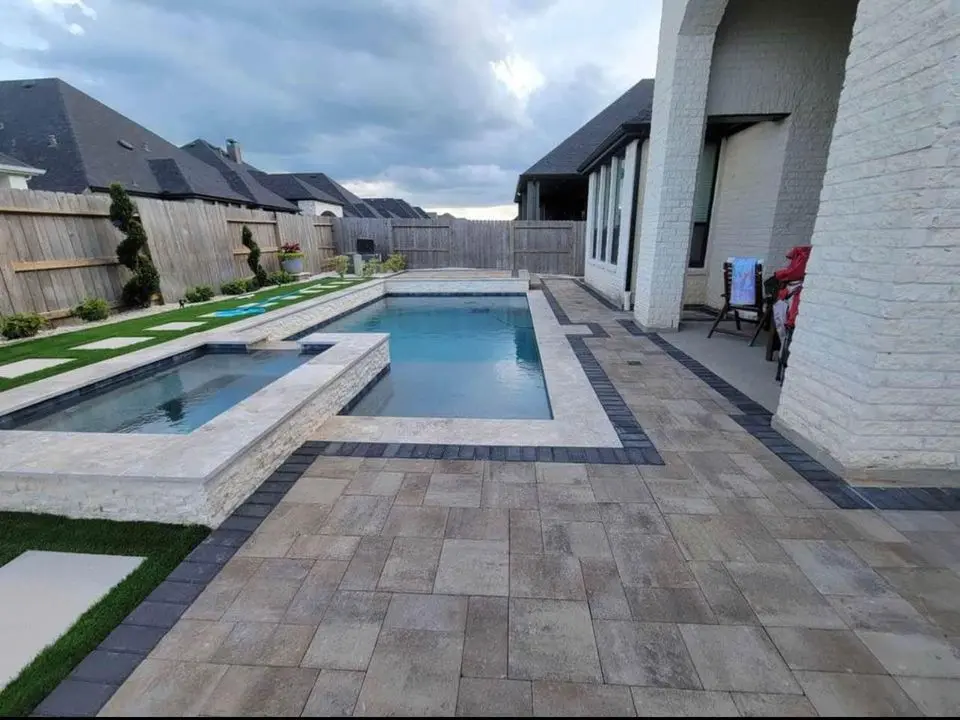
left=310, top=289, right=621, bottom=448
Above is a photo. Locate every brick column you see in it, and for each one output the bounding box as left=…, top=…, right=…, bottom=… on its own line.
left=774, top=0, right=960, bottom=480
left=632, top=0, right=727, bottom=329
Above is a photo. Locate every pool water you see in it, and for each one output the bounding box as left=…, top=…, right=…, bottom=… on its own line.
left=318, top=295, right=551, bottom=419
left=8, top=350, right=312, bottom=434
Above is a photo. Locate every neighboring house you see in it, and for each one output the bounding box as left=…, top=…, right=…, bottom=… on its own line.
left=0, top=151, right=44, bottom=189
left=180, top=139, right=299, bottom=212
left=514, top=79, right=655, bottom=221
left=0, top=78, right=253, bottom=206
left=249, top=171, right=345, bottom=217
left=613, top=0, right=958, bottom=482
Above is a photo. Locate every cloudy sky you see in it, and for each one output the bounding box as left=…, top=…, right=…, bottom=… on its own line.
left=1, top=0, right=661, bottom=217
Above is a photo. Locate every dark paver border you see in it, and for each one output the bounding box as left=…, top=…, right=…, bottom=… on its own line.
left=574, top=279, right=623, bottom=311
left=622, top=319, right=959, bottom=512
left=32, top=450, right=319, bottom=717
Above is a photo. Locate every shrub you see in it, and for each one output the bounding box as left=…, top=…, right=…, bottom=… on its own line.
left=268, top=269, right=296, bottom=285
left=184, top=285, right=214, bottom=303
left=241, top=225, right=268, bottom=288
left=333, top=255, right=350, bottom=278
left=382, top=253, right=407, bottom=272
left=109, top=183, right=161, bottom=307
left=244, top=277, right=261, bottom=292
left=278, top=242, right=303, bottom=260
left=220, top=279, right=248, bottom=295
left=361, top=258, right=381, bottom=278
left=73, top=297, right=110, bottom=322
left=2, top=313, right=47, bottom=340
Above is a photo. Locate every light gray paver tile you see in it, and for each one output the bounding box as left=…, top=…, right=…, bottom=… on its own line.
left=377, top=537, right=442, bottom=592
left=780, top=539, right=895, bottom=597
left=542, top=520, right=612, bottom=558
left=434, top=539, right=509, bottom=596
left=688, top=561, right=759, bottom=625
left=462, top=596, right=508, bottom=678
left=285, top=534, right=359, bottom=561
left=255, top=502, right=332, bottom=537
left=383, top=458, right=436, bottom=473
left=538, top=483, right=596, bottom=505
left=880, top=510, right=959, bottom=533
left=666, top=514, right=755, bottom=562
left=211, top=621, right=313, bottom=666
left=679, top=624, right=801, bottom=694
left=593, top=620, right=700, bottom=688
left=598, top=502, right=669, bottom=533
left=731, top=692, right=817, bottom=717
left=510, top=553, right=586, bottom=600
left=795, top=671, right=920, bottom=716
left=339, top=536, right=392, bottom=591
left=624, top=586, right=717, bottom=623
left=284, top=477, right=350, bottom=505
left=183, top=557, right=262, bottom=620
left=149, top=619, right=233, bottom=662
left=304, top=456, right=363, bottom=478
left=825, top=593, right=938, bottom=634
left=509, top=598, right=602, bottom=683
left=199, top=665, right=317, bottom=716
left=300, top=591, right=390, bottom=671
left=630, top=687, right=738, bottom=717
left=424, top=473, right=483, bottom=507
left=436, top=459, right=484, bottom=475
left=283, top=560, right=347, bottom=624
left=534, top=681, right=636, bottom=716
left=383, top=592, right=467, bottom=632
left=344, top=471, right=405, bottom=496
left=896, top=676, right=960, bottom=716
left=487, top=461, right=536, bottom=483
left=98, top=659, right=228, bottom=716
left=539, top=503, right=601, bottom=521
left=537, top=463, right=588, bottom=484
left=856, top=631, right=960, bottom=678
left=607, top=527, right=697, bottom=589
left=509, top=509, right=543, bottom=554
left=457, top=677, right=532, bottom=717
left=445, top=507, right=509, bottom=540
left=236, top=532, right=295, bottom=558
left=847, top=540, right=933, bottom=568
left=580, top=558, right=631, bottom=620
left=766, top=627, right=886, bottom=674
left=222, top=560, right=311, bottom=623
left=320, top=495, right=393, bottom=535
left=394, top=472, right=430, bottom=505
left=482, top=481, right=539, bottom=509
left=379, top=505, right=449, bottom=538
left=725, top=562, right=845, bottom=628
left=355, top=628, right=463, bottom=716
left=302, top=670, right=365, bottom=716
left=819, top=510, right=909, bottom=543
left=589, top=476, right=654, bottom=503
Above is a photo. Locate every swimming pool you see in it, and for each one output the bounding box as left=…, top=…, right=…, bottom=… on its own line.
left=2, top=349, right=314, bottom=434
left=312, top=295, right=551, bottom=419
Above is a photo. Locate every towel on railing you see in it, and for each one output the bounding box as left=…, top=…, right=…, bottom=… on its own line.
left=730, top=257, right=760, bottom=306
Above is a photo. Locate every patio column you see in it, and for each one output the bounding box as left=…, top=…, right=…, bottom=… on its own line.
left=632, top=0, right=728, bottom=330
left=774, top=0, right=960, bottom=481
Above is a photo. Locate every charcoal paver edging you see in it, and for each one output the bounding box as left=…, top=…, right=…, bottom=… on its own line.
left=32, top=451, right=318, bottom=717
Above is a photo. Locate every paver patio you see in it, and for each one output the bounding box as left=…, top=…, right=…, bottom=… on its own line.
left=94, top=280, right=960, bottom=716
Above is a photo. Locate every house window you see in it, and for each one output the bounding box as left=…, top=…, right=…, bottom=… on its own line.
left=689, top=141, right=719, bottom=268
left=610, top=154, right=624, bottom=266
left=599, top=165, right=610, bottom=262
left=590, top=172, right=600, bottom=259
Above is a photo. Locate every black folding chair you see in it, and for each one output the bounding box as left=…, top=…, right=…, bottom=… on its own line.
left=708, top=260, right=765, bottom=340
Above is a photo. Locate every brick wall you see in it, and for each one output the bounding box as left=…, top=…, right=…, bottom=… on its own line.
left=775, top=0, right=960, bottom=477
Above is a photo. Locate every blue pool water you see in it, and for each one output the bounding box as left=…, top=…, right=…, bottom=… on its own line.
left=8, top=350, right=312, bottom=434
left=317, top=295, right=551, bottom=419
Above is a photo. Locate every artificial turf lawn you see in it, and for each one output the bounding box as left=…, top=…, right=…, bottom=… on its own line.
left=0, top=512, right=209, bottom=717
left=0, top=276, right=367, bottom=392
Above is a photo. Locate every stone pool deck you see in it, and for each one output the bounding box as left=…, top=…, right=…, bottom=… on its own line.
left=43, top=279, right=960, bottom=717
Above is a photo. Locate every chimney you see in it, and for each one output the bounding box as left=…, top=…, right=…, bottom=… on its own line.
left=225, top=138, right=242, bottom=163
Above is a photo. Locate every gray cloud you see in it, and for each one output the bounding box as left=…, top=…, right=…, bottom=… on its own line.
left=0, top=0, right=659, bottom=210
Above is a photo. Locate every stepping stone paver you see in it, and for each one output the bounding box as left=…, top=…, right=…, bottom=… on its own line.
left=72, top=336, right=151, bottom=350
left=146, top=321, right=205, bottom=331
left=0, top=357, right=72, bottom=378
left=0, top=551, right=143, bottom=688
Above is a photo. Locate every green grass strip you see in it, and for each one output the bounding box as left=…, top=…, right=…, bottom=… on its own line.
left=0, top=512, right=209, bottom=716
left=0, top=277, right=367, bottom=392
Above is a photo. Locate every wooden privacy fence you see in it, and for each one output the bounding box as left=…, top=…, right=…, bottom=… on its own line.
left=0, top=189, right=336, bottom=317
left=332, top=218, right=585, bottom=276
left=0, top=189, right=584, bottom=317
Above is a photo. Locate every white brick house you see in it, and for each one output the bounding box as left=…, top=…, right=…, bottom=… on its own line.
left=590, top=0, right=959, bottom=482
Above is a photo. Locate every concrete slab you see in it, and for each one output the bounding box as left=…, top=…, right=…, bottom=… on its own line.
left=0, top=551, right=144, bottom=688
left=72, top=336, right=152, bottom=351
left=146, top=322, right=206, bottom=332
left=0, top=358, right=73, bottom=379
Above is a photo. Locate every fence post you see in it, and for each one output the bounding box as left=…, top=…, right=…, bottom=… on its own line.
left=387, top=219, right=394, bottom=257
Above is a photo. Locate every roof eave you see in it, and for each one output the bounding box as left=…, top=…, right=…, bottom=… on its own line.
left=0, top=164, right=45, bottom=177
left=577, top=122, right=650, bottom=174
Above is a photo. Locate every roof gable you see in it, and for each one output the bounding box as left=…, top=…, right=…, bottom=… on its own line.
left=521, top=78, right=654, bottom=178
left=181, top=140, right=299, bottom=211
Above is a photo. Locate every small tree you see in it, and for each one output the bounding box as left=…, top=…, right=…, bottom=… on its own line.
left=241, top=225, right=268, bottom=288
left=109, top=183, right=161, bottom=307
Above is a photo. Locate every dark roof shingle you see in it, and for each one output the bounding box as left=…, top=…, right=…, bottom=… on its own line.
left=0, top=150, right=41, bottom=171
left=181, top=140, right=299, bottom=211
left=521, top=78, right=655, bottom=178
